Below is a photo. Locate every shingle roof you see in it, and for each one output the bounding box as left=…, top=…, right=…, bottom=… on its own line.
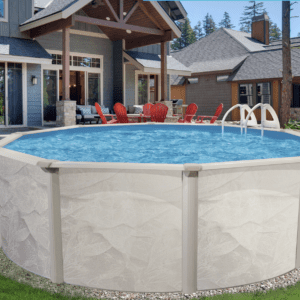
left=189, top=55, right=248, bottom=73
left=0, top=37, right=52, bottom=59
left=170, top=75, right=185, bottom=85
left=171, top=28, right=250, bottom=71
left=223, top=28, right=266, bottom=52
left=126, top=51, right=191, bottom=72
left=263, top=38, right=300, bottom=50
left=230, top=48, right=300, bottom=81
left=22, top=0, right=78, bottom=25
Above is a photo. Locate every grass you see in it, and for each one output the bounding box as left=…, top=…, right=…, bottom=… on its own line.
left=1, top=272, right=300, bottom=300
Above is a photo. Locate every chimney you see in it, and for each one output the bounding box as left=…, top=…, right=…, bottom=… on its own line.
left=251, top=13, right=269, bottom=45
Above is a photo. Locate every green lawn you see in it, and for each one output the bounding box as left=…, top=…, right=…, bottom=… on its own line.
left=1, top=273, right=300, bottom=300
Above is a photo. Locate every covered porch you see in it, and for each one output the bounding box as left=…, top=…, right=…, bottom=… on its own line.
left=20, top=0, right=184, bottom=126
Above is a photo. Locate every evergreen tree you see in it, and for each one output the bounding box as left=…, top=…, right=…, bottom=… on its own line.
left=239, top=1, right=264, bottom=33
left=219, top=12, right=235, bottom=29
left=203, top=13, right=217, bottom=36
left=298, top=32, right=300, bottom=37
left=269, top=20, right=282, bottom=41
left=194, top=21, right=204, bottom=40
left=171, top=18, right=196, bottom=50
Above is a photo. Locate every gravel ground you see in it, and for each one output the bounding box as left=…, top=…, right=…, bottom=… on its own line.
left=1, top=248, right=300, bottom=300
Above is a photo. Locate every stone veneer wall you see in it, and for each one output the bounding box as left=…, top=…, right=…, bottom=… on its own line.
left=290, top=108, right=300, bottom=121
left=56, top=101, right=76, bottom=127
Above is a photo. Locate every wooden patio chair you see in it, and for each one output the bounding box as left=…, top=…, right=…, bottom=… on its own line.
left=95, top=103, right=118, bottom=124
left=150, top=103, right=168, bottom=122
left=177, top=103, right=198, bottom=123
left=113, top=103, right=138, bottom=123
left=195, top=103, right=223, bottom=124
left=139, top=103, right=154, bottom=122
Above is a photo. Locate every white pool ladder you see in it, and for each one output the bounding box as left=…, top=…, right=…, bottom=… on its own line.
left=222, top=104, right=258, bottom=135
left=244, top=103, right=280, bottom=136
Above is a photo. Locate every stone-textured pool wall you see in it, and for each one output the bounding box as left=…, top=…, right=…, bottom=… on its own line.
left=1, top=124, right=300, bottom=294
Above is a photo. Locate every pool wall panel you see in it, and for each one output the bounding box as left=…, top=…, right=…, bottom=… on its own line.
left=0, top=154, right=51, bottom=279
left=59, top=168, right=183, bottom=292
left=197, top=163, right=300, bottom=290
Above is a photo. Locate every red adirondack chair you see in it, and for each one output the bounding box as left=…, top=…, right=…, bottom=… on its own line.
left=150, top=103, right=168, bottom=122
left=139, top=103, right=153, bottom=122
left=95, top=103, right=118, bottom=124
left=196, top=103, right=223, bottom=124
left=177, top=103, right=198, bottom=123
left=113, top=103, right=138, bottom=123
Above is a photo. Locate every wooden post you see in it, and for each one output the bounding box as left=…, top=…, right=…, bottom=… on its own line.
left=154, top=75, right=159, bottom=102
left=62, top=27, right=70, bottom=100
left=161, top=41, right=167, bottom=101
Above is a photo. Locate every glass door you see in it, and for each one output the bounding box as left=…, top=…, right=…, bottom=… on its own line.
left=138, top=74, right=148, bottom=105
left=0, top=63, right=5, bottom=125
left=87, top=73, right=101, bottom=106
left=43, top=70, right=57, bottom=121
left=8, top=63, right=23, bottom=125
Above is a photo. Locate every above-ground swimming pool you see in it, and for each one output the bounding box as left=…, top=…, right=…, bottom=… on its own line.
left=1, top=123, right=300, bottom=294
left=4, top=125, right=300, bottom=164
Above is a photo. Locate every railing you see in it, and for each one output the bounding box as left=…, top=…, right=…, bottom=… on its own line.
left=222, top=104, right=257, bottom=135
left=244, top=103, right=280, bottom=136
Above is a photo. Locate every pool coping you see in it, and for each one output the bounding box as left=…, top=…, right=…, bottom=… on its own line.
left=0, top=122, right=300, bottom=172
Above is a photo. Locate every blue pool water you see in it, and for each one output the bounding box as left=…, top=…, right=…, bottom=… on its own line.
left=4, top=125, right=300, bottom=164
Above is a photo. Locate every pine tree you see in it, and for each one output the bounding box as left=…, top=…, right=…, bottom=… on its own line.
left=194, top=21, right=204, bottom=40
left=219, top=12, right=235, bottom=29
left=171, top=18, right=196, bottom=50
left=269, top=20, right=282, bottom=41
left=203, top=13, right=217, bottom=36
left=239, top=1, right=264, bottom=33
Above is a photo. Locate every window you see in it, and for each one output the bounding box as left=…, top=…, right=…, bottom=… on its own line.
left=138, top=74, right=148, bottom=105
left=257, top=82, right=271, bottom=105
left=43, top=70, right=57, bottom=121
left=292, top=84, right=300, bottom=108
left=52, top=55, right=101, bottom=68
left=239, top=84, right=253, bottom=106
left=0, top=0, right=8, bottom=22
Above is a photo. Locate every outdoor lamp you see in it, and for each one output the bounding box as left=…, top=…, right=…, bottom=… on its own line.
left=32, top=76, right=37, bottom=85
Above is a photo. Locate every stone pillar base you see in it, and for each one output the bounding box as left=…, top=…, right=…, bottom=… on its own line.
left=56, top=100, right=76, bottom=127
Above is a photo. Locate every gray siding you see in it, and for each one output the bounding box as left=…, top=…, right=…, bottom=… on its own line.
left=37, top=32, right=114, bottom=109
left=27, top=64, right=42, bottom=126
left=0, top=0, right=32, bottom=38
left=125, top=64, right=137, bottom=107
left=131, top=42, right=170, bottom=55
left=186, top=75, right=231, bottom=120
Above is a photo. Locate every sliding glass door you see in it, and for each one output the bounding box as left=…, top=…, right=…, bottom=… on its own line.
left=7, top=63, right=23, bottom=125
left=87, top=73, right=101, bottom=106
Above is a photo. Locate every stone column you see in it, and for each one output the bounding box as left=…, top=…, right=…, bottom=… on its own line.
left=56, top=100, right=76, bottom=127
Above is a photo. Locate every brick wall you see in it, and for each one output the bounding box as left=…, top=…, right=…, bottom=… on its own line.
left=186, top=75, right=232, bottom=120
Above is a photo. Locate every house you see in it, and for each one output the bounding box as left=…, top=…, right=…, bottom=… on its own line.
left=171, top=13, right=300, bottom=122
left=0, top=0, right=190, bottom=127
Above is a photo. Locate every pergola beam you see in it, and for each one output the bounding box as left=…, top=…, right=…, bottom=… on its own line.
left=74, top=14, right=164, bottom=36
left=123, top=1, right=139, bottom=23
left=102, top=0, right=119, bottom=22
left=29, top=16, right=74, bottom=39
left=119, top=0, right=123, bottom=21
left=138, top=0, right=163, bottom=30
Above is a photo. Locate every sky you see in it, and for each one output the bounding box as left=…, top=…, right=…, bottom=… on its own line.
left=180, top=1, right=300, bottom=38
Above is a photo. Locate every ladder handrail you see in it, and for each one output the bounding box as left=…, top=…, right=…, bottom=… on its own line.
left=244, top=103, right=280, bottom=135
left=221, top=104, right=256, bottom=134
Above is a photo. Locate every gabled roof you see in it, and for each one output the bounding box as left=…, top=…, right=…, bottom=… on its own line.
left=126, top=51, right=191, bottom=76
left=230, top=48, right=300, bottom=81
left=23, top=0, right=80, bottom=25
left=22, top=0, right=182, bottom=39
